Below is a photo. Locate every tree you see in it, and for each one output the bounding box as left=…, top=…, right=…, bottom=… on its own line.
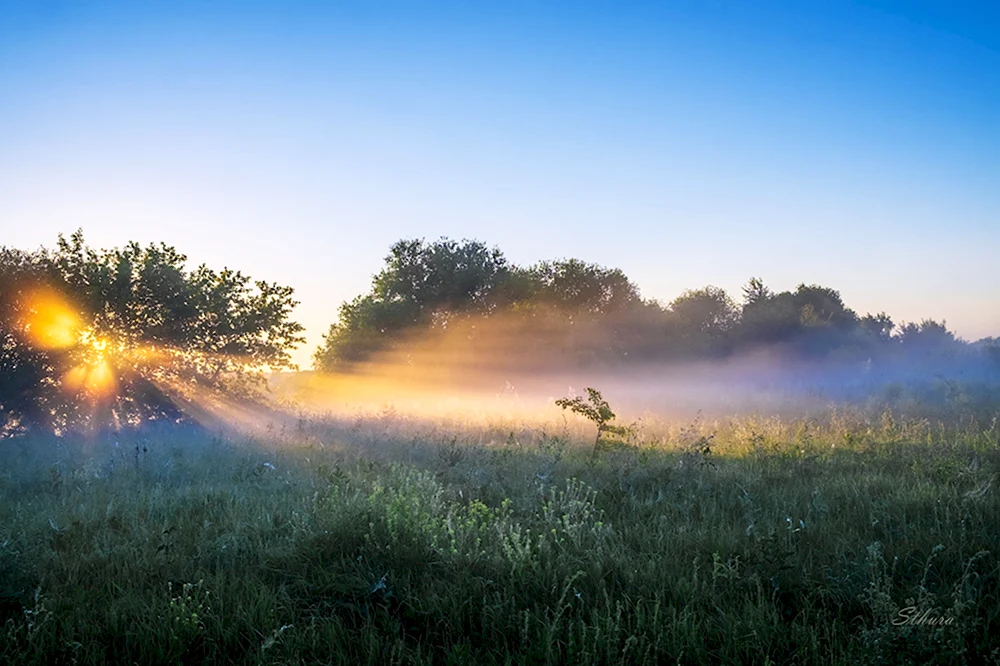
left=314, top=237, right=986, bottom=374
left=518, top=259, right=641, bottom=315
left=859, top=312, right=895, bottom=342
left=741, top=277, right=772, bottom=306
left=315, top=238, right=510, bottom=370
left=498, top=259, right=647, bottom=366
left=897, top=319, right=958, bottom=353
left=372, top=238, right=510, bottom=316
left=314, top=294, right=418, bottom=365
left=670, top=286, right=739, bottom=333
left=0, top=231, right=304, bottom=435
left=736, top=281, right=863, bottom=356
left=314, top=240, right=649, bottom=370
left=738, top=283, right=800, bottom=346
left=0, top=247, right=65, bottom=434
left=667, top=286, right=739, bottom=355
left=793, top=284, right=857, bottom=330
left=555, top=387, right=628, bottom=457
left=981, top=339, right=1000, bottom=374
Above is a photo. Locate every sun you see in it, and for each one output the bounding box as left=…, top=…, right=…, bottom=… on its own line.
left=20, top=286, right=119, bottom=399
left=20, top=286, right=82, bottom=350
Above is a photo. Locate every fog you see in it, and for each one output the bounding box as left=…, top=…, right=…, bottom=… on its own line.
left=268, top=311, right=997, bottom=429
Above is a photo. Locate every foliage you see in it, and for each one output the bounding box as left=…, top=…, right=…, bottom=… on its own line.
left=314, top=238, right=510, bottom=369
left=860, top=312, right=895, bottom=342
left=314, top=239, right=647, bottom=370
left=666, top=285, right=740, bottom=355
left=370, top=237, right=510, bottom=315
left=1, top=405, right=999, bottom=665
left=316, top=237, right=995, bottom=374
left=517, top=259, right=640, bottom=314
left=555, top=387, right=629, bottom=455
left=0, top=231, right=304, bottom=434
left=0, top=248, right=59, bottom=434
left=741, top=276, right=772, bottom=305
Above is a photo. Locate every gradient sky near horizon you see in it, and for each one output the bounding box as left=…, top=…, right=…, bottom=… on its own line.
left=1, top=1, right=998, bottom=367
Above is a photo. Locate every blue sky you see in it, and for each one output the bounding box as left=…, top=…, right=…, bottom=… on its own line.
left=1, top=1, right=997, bottom=366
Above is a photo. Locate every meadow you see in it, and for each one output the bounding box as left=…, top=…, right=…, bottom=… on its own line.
left=1, top=388, right=999, bottom=665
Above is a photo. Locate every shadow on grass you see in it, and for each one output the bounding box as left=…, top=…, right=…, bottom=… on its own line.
left=1, top=409, right=998, bottom=665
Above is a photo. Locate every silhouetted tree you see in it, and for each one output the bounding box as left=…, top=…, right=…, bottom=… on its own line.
left=0, top=247, right=64, bottom=434
left=981, top=339, right=1000, bottom=374
left=314, top=244, right=648, bottom=370
left=0, top=231, right=304, bottom=435
left=371, top=238, right=510, bottom=316
left=314, top=238, right=991, bottom=375
left=518, top=259, right=640, bottom=315
left=897, top=320, right=959, bottom=357
left=793, top=284, right=857, bottom=330
left=314, top=238, right=510, bottom=370
left=741, top=277, right=772, bottom=306
left=859, top=312, right=895, bottom=343
left=667, top=286, right=739, bottom=355
left=738, top=282, right=801, bottom=346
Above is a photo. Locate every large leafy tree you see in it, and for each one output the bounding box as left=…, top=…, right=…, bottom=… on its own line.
left=666, top=286, right=740, bottom=356
left=0, top=231, right=304, bottom=435
left=736, top=279, right=861, bottom=355
left=371, top=238, right=510, bottom=315
left=789, top=284, right=859, bottom=356
left=980, top=339, right=1000, bottom=375
left=516, top=259, right=640, bottom=315
left=497, top=259, right=647, bottom=366
left=739, top=282, right=801, bottom=345
left=793, top=284, right=858, bottom=330
left=859, top=312, right=895, bottom=343
left=315, top=238, right=511, bottom=369
left=313, top=241, right=650, bottom=370
left=896, top=319, right=961, bottom=359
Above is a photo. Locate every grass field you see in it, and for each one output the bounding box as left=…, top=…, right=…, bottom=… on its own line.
left=2, top=398, right=999, bottom=664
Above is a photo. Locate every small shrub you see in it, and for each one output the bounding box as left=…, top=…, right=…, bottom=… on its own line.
left=555, top=388, right=629, bottom=456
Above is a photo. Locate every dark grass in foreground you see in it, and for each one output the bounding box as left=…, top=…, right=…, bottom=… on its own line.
left=1, top=411, right=999, bottom=665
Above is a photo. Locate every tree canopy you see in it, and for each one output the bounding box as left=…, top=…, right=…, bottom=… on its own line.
left=314, top=238, right=996, bottom=376
left=313, top=238, right=651, bottom=371
left=0, top=231, right=304, bottom=435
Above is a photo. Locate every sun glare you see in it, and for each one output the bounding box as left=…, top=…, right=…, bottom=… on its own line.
left=17, top=286, right=244, bottom=417
left=19, top=286, right=120, bottom=399
left=69, top=331, right=119, bottom=398
left=61, top=358, right=116, bottom=396
left=21, top=287, right=82, bottom=350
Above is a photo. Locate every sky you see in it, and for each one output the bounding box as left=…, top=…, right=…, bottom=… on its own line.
left=1, top=0, right=998, bottom=368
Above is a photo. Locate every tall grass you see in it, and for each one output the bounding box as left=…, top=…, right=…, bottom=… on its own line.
left=1, top=407, right=999, bottom=664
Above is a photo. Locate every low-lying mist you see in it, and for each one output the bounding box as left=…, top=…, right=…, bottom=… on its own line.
left=270, top=310, right=1000, bottom=430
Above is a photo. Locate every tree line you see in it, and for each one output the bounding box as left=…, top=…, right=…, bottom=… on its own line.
left=314, top=237, right=998, bottom=373
left=2, top=232, right=998, bottom=435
